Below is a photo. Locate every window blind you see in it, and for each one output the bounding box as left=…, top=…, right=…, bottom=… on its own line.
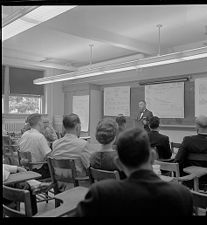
left=9, top=67, right=44, bottom=95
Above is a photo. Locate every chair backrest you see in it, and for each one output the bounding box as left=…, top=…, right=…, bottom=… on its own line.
left=170, top=142, right=181, bottom=154
left=17, top=150, right=33, bottom=170
left=89, top=167, right=120, bottom=183
left=47, top=156, right=79, bottom=194
left=191, top=190, right=207, bottom=216
left=154, top=160, right=180, bottom=178
left=3, top=185, right=33, bottom=217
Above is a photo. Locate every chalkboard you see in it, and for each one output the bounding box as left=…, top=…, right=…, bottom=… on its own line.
left=104, top=86, right=130, bottom=116
left=130, top=81, right=195, bottom=126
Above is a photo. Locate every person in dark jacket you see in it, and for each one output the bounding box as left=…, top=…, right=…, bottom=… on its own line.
left=73, top=127, right=193, bottom=216
left=174, top=115, right=207, bottom=190
left=136, top=100, right=153, bottom=133
left=148, top=116, right=172, bottom=159
left=114, top=114, right=126, bottom=145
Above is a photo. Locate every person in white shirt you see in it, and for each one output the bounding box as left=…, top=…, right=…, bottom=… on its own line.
left=3, top=164, right=27, bottom=182
left=19, top=113, right=51, bottom=179
left=3, top=164, right=39, bottom=215
left=52, top=113, right=91, bottom=177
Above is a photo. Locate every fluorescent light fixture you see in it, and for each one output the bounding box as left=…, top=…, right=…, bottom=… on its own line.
left=139, top=77, right=189, bottom=85
left=34, top=47, right=207, bottom=85
left=2, top=6, right=77, bottom=41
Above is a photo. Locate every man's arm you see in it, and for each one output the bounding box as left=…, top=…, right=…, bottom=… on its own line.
left=80, top=143, right=92, bottom=169
left=39, top=135, right=52, bottom=160
left=163, top=136, right=172, bottom=159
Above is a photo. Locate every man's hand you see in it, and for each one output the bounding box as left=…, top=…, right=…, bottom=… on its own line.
left=17, top=167, right=27, bottom=173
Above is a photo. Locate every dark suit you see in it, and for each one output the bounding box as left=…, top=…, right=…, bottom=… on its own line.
left=175, top=134, right=207, bottom=171
left=136, top=109, right=153, bottom=132
left=148, top=130, right=172, bottom=159
left=73, top=169, right=193, bottom=216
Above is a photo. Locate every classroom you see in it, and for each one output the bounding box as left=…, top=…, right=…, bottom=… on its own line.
left=2, top=5, right=207, bottom=217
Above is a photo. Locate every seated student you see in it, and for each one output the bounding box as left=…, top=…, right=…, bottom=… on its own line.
left=3, top=164, right=37, bottom=215
left=51, top=113, right=91, bottom=177
left=114, top=114, right=127, bottom=145
left=73, top=127, right=193, bottom=216
left=41, top=118, right=58, bottom=143
left=90, top=118, right=126, bottom=179
left=174, top=115, right=207, bottom=189
left=19, top=113, right=51, bottom=179
left=148, top=116, right=172, bottom=159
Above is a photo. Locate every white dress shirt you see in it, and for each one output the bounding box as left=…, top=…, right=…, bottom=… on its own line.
left=3, top=164, right=18, bottom=181
left=52, top=133, right=91, bottom=177
left=19, top=128, right=51, bottom=169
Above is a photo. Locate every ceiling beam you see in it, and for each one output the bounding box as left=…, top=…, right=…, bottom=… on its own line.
left=47, top=24, right=157, bottom=55
left=3, top=56, right=76, bottom=71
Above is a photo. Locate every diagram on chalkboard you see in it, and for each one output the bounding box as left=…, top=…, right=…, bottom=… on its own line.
left=145, top=82, right=184, bottom=118
left=195, top=77, right=207, bottom=117
left=104, top=86, right=130, bottom=116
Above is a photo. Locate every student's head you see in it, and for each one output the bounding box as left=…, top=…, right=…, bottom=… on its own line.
left=195, top=115, right=207, bottom=134
left=63, top=113, right=81, bottom=137
left=96, top=118, right=118, bottom=145
left=27, top=113, right=43, bottom=131
left=149, top=116, right=160, bottom=130
left=116, top=115, right=126, bottom=130
left=138, top=100, right=146, bottom=112
left=116, top=127, right=156, bottom=175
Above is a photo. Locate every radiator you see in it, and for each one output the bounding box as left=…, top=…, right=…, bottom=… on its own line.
left=5, top=121, right=25, bottom=133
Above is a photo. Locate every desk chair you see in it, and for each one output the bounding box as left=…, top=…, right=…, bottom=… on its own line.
left=3, top=135, right=19, bottom=165
left=183, top=153, right=207, bottom=192
left=17, top=150, right=54, bottom=204
left=154, top=160, right=202, bottom=191
left=191, top=190, right=207, bottom=216
left=3, top=185, right=33, bottom=217
left=89, top=167, right=120, bottom=183
left=47, top=156, right=90, bottom=207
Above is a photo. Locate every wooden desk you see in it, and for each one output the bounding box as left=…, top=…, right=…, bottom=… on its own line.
left=183, top=166, right=207, bottom=177
left=160, top=175, right=174, bottom=183
left=35, top=186, right=88, bottom=217
left=3, top=171, right=42, bottom=185
left=183, top=166, right=207, bottom=191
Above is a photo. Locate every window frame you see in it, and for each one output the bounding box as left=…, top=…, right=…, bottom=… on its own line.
left=8, top=94, right=43, bottom=114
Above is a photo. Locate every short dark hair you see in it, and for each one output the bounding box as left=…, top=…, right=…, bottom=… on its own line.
left=149, top=116, right=160, bottom=129
left=63, top=113, right=80, bottom=130
left=117, top=127, right=150, bottom=168
left=116, top=115, right=126, bottom=127
left=96, top=118, right=118, bottom=145
left=27, top=113, right=42, bottom=127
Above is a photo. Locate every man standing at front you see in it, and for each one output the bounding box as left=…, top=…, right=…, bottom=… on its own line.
left=51, top=113, right=91, bottom=177
left=136, top=100, right=153, bottom=132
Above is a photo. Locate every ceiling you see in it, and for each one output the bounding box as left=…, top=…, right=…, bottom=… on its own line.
left=2, top=5, right=207, bottom=84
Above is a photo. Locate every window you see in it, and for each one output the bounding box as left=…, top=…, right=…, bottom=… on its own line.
left=2, top=95, right=4, bottom=113
left=9, top=95, right=42, bottom=114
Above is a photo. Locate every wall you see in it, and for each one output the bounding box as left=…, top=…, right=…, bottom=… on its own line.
left=45, top=68, right=65, bottom=131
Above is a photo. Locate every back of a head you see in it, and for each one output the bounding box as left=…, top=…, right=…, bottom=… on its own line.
left=117, top=127, right=150, bottom=168
left=196, top=115, right=207, bottom=129
left=149, top=116, right=160, bottom=129
left=96, top=118, right=118, bottom=145
left=28, top=113, right=42, bottom=127
left=116, top=115, right=126, bottom=127
left=63, top=113, right=80, bottom=130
